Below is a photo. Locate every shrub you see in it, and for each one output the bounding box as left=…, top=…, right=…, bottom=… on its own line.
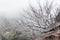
left=1, top=29, right=31, bottom=40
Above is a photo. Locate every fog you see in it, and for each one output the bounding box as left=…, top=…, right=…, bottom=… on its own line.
left=0, top=0, right=60, bottom=40
left=0, top=0, right=29, bottom=18
left=0, top=0, right=60, bottom=18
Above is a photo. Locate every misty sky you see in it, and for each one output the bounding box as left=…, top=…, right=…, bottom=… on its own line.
left=0, top=0, right=60, bottom=18
left=0, top=0, right=29, bottom=18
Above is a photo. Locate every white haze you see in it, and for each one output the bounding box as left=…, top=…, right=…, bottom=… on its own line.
left=0, top=0, right=60, bottom=18
left=0, top=0, right=29, bottom=18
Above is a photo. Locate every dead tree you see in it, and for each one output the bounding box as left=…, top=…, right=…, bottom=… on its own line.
left=16, top=0, right=60, bottom=40
left=55, top=11, right=60, bottom=22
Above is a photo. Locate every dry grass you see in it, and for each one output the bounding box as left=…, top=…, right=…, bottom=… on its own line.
left=44, top=29, right=60, bottom=40
left=35, top=26, right=60, bottom=40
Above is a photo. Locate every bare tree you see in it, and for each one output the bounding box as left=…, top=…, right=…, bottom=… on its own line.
left=17, top=0, right=60, bottom=40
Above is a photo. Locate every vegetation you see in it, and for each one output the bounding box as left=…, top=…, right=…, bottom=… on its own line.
left=1, top=28, right=32, bottom=40
left=0, top=0, right=60, bottom=40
